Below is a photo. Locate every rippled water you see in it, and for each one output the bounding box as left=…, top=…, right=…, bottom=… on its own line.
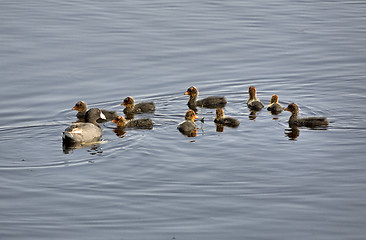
left=1, top=1, right=366, bottom=239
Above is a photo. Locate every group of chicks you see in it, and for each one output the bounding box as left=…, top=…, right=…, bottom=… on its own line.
left=177, top=86, right=329, bottom=137
left=62, top=85, right=329, bottom=146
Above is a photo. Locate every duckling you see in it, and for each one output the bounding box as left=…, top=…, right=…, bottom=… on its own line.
left=177, top=109, right=199, bottom=136
left=121, top=96, right=155, bottom=116
left=72, top=101, right=88, bottom=119
left=247, top=86, right=264, bottom=111
left=214, top=108, right=240, bottom=128
left=63, top=108, right=106, bottom=144
left=267, top=94, right=284, bottom=114
left=184, top=86, right=227, bottom=109
left=112, top=115, right=153, bottom=129
left=284, top=103, right=329, bottom=128
left=72, top=101, right=117, bottom=121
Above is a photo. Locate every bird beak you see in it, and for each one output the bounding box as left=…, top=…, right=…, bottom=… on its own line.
left=194, top=115, right=199, bottom=120
left=72, top=106, right=77, bottom=110
left=184, top=91, right=189, bottom=95
left=284, top=107, right=289, bottom=111
left=121, top=102, right=125, bottom=106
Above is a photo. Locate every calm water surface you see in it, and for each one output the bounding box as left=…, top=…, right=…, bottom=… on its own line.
left=1, top=1, right=366, bottom=239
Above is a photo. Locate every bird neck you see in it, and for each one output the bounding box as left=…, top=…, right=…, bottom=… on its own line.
left=289, top=110, right=299, bottom=121
left=188, top=95, right=197, bottom=105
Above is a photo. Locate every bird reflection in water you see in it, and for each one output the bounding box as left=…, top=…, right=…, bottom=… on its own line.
left=285, top=126, right=328, bottom=141
left=249, top=111, right=257, bottom=120
left=216, top=124, right=224, bottom=132
left=180, top=128, right=198, bottom=137
left=113, top=128, right=127, bottom=138
left=62, top=141, right=103, bottom=155
left=271, top=115, right=279, bottom=120
left=269, top=111, right=280, bottom=120
left=87, top=145, right=103, bottom=156
left=285, top=127, right=300, bottom=140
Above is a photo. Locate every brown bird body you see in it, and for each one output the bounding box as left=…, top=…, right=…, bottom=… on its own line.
left=267, top=94, right=284, bottom=114
left=63, top=108, right=106, bottom=144
left=72, top=101, right=117, bottom=121
left=112, top=116, right=153, bottom=129
left=121, top=96, right=155, bottom=115
left=184, top=86, right=227, bottom=109
left=214, top=108, right=240, bottom=128
left=177, top=109, right=199, bottom=136
left=284, top=103, right=329, bottom=128
left=247, top=86, right=264, bottom=111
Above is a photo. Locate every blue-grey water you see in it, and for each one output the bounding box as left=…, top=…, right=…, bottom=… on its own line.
left=1, top=1, right=366, bottom=239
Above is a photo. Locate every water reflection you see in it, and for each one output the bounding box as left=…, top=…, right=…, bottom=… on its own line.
left=285, top=126, right=328, bottom=141
left=113, top=128, right=127, bottom=137
left=178, top=128, right=197, bottom=137
left=87, top=145, right=103, bottom=156
left=269, top=111, right=281, bottom=120
left=216, top=124, right=224, bottom=132
left=269, top=110, right=282, bottom=118
left=249, top=111, right=258, bottom=120
left=62, top=141, right=103, bottom=154
left=285, top=127, right=300, bottom=141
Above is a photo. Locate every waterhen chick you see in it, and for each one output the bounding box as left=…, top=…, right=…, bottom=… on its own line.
left=284, top=103, right=329, bottom=128
left=214, top=108, right=240, bottom=128
left=247, top=86, right=264, bottom=111
left=177, top=109, right=199, bottom=136
left=72, top=101, right=117, bottom=121
left=112, top=115, right=153, bottom=129
left=121, top=96, right=155, bottom=116
left=267, top=94, right=284, bottom=114
left=184, top=86, right=227, bottom=109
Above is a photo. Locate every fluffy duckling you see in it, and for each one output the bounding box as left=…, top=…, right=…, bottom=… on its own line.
left=184, top=86, right=227, bottom=109
left=177, top=109, right=199, bottom=136
left=247, top=86, right=264, bottom=111
left=214, top=108, right=240, bottom=128
left=112, top=115, right=153, bottom=129
left=267, top=94, right=284, bottom=114
left=284, top=103, right=329, bottom=128
left=63, top=108, right=106, bottom=144
left=121, top=96, right=155, bottom=116
left=72, top=101, right=117, bottom=121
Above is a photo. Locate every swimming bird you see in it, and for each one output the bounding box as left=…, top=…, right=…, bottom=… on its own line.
left=72, top=101, right=117, bottom=121
left=112, top=115, right=153, bottom=129
left=184, top=86, right=227, bottom=110
left=284, top=103, right=329, bottom=128
left=214, top=108, right=240, bottom=128
left=121, top=96, right=155, bottom=118
left=62, top=108, right=106, bottom=144
left=267, top=94, right=284, bottom=114
left=177, top=109, right=199, bottom=137
left=247, top=86, right=264, bottom=111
